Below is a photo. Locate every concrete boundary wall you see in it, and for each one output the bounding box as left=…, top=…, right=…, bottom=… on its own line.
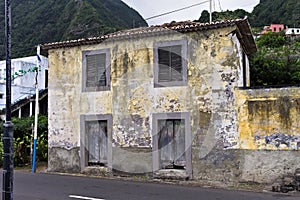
left=236, top=87, right=300, bottom=150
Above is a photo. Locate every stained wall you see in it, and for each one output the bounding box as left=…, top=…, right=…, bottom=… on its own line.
left=47, top=25, right=250, bottom=179
left=237, top=87, right=300, bottom=150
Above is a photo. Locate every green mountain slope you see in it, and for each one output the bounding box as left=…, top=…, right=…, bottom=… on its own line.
left=0, top=0, right=147, bottom=59
left=250, top=0, right=300, bottom=28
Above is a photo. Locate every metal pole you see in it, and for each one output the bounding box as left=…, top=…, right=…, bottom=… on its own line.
left=209, top=0, right=212, bottom=23
left=32, top=44, right=40, bottom=173
left=3, top=0, right=14, bottom=199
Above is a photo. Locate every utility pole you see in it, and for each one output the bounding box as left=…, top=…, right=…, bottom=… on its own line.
left=209, top=0, right=212, bottom=23
left=32, top=44, right=40, bottom=173
left=3, top=0, right=14, bottom=199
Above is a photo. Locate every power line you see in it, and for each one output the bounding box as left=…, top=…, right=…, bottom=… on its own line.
left=218, top=0, right=223, bottom=12
left=144, top=0, right=210, bottom=21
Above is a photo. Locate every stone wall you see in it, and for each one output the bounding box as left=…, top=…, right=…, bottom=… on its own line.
left=193, top=149, right=300, bottom=185
left=207, top=87, right=300, bottom=185
left=186, top=87, right=300, bottom=185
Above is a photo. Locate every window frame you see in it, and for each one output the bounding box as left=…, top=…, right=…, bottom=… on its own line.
left=82, top=49, right=111, bottom=92
left=152, top=112, right=192, bottom=178
left=80, top=114, right=112, bottom=171
left=154, top=40, right=188, bottom=88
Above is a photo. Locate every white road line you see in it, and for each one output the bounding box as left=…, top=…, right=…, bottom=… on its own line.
left=69, top=194, right=106, bottom=200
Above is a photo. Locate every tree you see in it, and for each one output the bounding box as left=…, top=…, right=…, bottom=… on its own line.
left=256, top=32, right=286, bottom=48
left=0, top=115, right=48, bottom=166
left=196, top=9, right=250, bottom=23
left=198, top=10, right=209, bottom=23
left=250, top=33, right=300, bottom=86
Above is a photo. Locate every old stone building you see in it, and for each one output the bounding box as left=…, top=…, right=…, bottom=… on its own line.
left=43, top=17, right=300, bottom=186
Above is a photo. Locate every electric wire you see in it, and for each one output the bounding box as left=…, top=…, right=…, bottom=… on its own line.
left=144, top=0, right=210, bottom=21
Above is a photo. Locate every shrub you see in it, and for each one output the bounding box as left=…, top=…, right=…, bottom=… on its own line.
left=0, top=115, right=48, bottom=167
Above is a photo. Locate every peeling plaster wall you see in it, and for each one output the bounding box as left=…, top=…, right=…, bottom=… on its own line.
left=237, top=87, right=300, bottom=150
left=191, top=87, right=300, bottom=185
left=219, top=87, right=300, bottom=184
left=48, top=26, right=247, bottom=176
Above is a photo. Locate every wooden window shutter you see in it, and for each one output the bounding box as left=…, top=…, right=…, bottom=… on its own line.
left=158, top=45, right=183, bottom=82
left=99, top=121, right=108, bottom=164
left=98, top=54, right=107, bottom=87
left=170, top=45, right=183, bottom=81
left=158, top=120, right=175, bottom=168
left=86, top=53, right=106, bottom=87
left=86, top=120, right=108, bottom=165
left=158, top=119, right=186, bottom=169
left=174, top=119, right=185, bottom=167
left=158, top=47, right=171, bottom=82
left=87, top=121, right=100, bottom=163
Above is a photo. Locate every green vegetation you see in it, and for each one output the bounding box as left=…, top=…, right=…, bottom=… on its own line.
left=0, top=115, right=48, bottom=167
left=250, top=0, right=300, bottom=28
left=250, top=32, right=300, bottom=86
left=0, top=0, right=147, bottom=59
left=197, top=0, right=300, bottom=28
left=196, top=9, right=250, bottom=23
left=197, top=0, right=300, bottom=86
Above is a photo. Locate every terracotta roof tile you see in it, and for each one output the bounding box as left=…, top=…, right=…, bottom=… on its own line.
left=42, top=18, right=252, bottom=50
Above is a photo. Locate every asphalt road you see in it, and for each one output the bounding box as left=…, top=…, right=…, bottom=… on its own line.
left=0, top=171, right=299, bottom=200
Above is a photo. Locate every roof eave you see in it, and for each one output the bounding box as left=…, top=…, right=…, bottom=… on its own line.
left=42, top=18, right=257, bottom=53
left=235, top=18, right=257, bottom=55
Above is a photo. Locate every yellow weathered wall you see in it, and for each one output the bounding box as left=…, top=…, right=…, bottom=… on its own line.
left=47, top=25, right=300, bottom=183
left=237, top=87, right=300, bottom=150
left=47, top=25, right=253, bottom=175
left=48, top=26, right=246, bottom=151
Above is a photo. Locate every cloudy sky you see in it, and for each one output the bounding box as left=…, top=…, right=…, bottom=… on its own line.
left=122, top=0, right=260, bottom=25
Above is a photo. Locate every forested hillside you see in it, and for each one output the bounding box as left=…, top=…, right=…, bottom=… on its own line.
left=0, top=0, right=147, bottom=59
left=250, top=0, right=300, bottom=28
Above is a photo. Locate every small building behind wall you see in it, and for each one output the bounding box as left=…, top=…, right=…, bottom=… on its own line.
left=43, top=18, right=266, bottom=184
left=286, top=28, right=300, bottom=38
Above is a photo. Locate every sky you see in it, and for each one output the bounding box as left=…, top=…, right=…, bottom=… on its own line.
left=122, top=0, right=260, bottom=25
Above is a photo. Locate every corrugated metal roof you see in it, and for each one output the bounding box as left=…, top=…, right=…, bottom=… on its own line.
left=42, top=18, right=255, bottom=51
